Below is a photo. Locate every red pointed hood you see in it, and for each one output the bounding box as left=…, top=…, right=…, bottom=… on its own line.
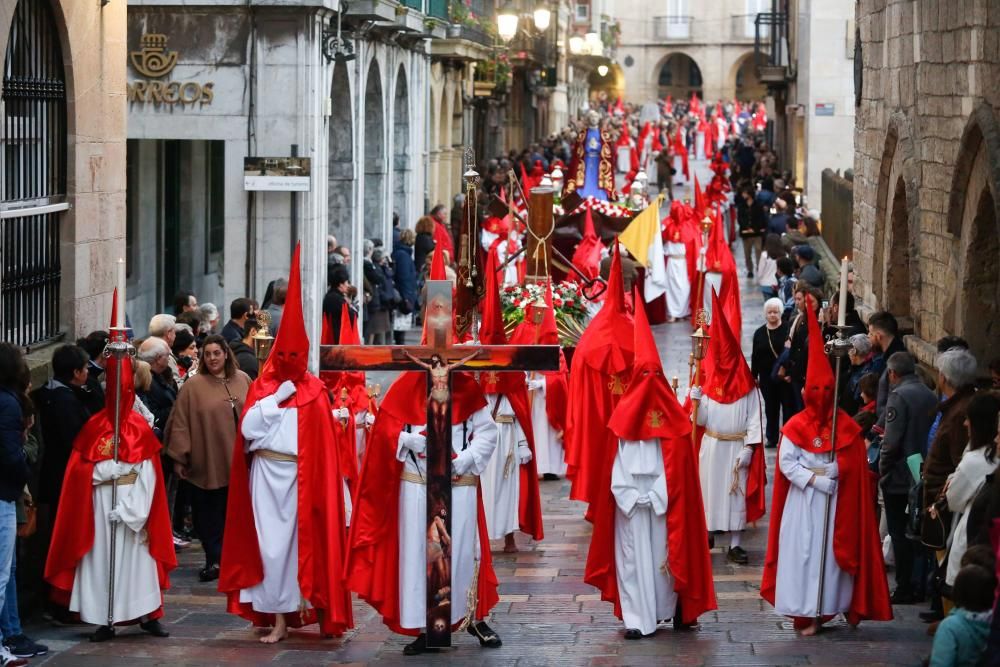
left=615, top=127, right=633, bottom=149
left=570, top=200, right=602, bottom=283
left=478, top=247, right=506, bottom=346
left=508, top=281, right=559, bottom=347
left=104, top=288, right=134, bottom=421
left=429, top=244, right=447, bottom=280
left=258, top=245, right=309, bottom=387
left=701, top=289, right=755, bottom=404
left=572, top=240, right=634, bottom=375
left=339, top=302, right=360, bottom=345
left=606, top=239, right=626, bottom=313
left=694, top=175, right=704, bottom=215
left=608, top=288, right=689, bottom=441
left=704, top=207, right=730, bottom=271
left=801, top=301, right=835, bottom=423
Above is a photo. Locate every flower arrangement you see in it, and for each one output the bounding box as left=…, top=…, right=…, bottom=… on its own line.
left=499, top=281, right=590, bottom=346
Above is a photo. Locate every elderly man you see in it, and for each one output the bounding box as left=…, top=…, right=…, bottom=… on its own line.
left=148, top=314, right=180, bottom=386
left=879, top=352, right=937, bottom=605
left=136, top=338, right=177, bottom=435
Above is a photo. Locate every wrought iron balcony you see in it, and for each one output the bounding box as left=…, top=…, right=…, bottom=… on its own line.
left=754, top=12, right=791, bottom=86
left=731, top=13, right=768, bottom=42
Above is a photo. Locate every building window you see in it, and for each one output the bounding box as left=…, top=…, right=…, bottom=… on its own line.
left=0, top=0, right=67, bottom=347
left=575, top=1, right=589, bottom=22
left=689, top=63, right=702, bottom=87
left=206, top=141, right=225, bottom=273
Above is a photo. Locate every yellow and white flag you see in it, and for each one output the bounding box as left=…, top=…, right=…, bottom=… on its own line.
left=619, top=194, right=668, bottom=302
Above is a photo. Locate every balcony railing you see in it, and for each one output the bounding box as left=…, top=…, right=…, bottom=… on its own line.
left=754, top=12, right=790, bottom=85
left=731, top=13, right=769, bottom=41
left=653, top=15, right=691, bottom=41
left=427, top=0, right=448, bottom=20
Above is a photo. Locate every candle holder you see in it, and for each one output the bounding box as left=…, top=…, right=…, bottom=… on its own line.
left=690, top=315, right=710, bottom=362
left=253, top=310, right=275, bottom=363
left=823, top=324, right=853, bottom=359
left=531, top=293, right=548, bottom=326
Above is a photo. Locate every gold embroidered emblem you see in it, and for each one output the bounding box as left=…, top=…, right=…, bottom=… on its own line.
left=647, top=410, right=663, bottom=428
left=484, top=371, right=499, bottom=385
left=714, top=386, right=724, bottom=397
left=98, top=436, right=114, bottom=457
left=608, top=374, right=628, bottom=395
left=673, top=232, right=680, bottom=242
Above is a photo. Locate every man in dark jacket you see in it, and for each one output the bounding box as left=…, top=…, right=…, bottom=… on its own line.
left=868, top=310, right=907, bottom=428
left=792, top=244, right=824, bottom=288
left=322, top=264, right=355, bottom=343
left=879, top=352, right=938, bottom=604
left=229, top=320, right=260, bottom=380
left=34, top=345, right=96, bottom=509
left=221, top=298, right=254, bottom=344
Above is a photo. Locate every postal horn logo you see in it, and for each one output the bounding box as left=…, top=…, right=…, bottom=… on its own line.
left=130, top=33, right=178, bottom=79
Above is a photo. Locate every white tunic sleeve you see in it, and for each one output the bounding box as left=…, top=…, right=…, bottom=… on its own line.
left=647, top=467, right=669, bottom=517
left=695, top=398, right=710, bottom=427
left=777, top=436, right=816, bottom=490
left=453, top=406, right=498, bottom=476
left=241, top=394, right=284, bottom=442
left=611, top=445, right=640, bottom=517
left=744, top=389, right=764, bottom=445
left=94, top=459, right=156, bottom=534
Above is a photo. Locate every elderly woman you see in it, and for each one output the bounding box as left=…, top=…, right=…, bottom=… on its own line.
left=165, top=335, right=251, bottom=582
left=838, top=333, right=874, bottom=415
left=751, top=298, right=790, bottom=448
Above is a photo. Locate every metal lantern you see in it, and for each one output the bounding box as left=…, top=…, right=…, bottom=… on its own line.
left=497, top=1, right=519, bottom=42
left=253, top=310, right=274, bottom=363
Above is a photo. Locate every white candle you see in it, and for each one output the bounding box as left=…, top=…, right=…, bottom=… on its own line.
left=116, top=258, right=126, bottom=327
left=837, top=256, right=848, bottom=327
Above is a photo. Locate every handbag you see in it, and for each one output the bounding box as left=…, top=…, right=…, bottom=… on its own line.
left=920, top=493, right=952, bottom=551
left=770, top=347, right=791, bottom=383
left=17, top=499, right=37, bottom=538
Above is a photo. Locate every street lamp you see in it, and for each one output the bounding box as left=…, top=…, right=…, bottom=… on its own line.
left=585, top=31, right=602, bottom=55
left=533, top=5, right=551, bottom=31
left=497, top=0, right=519, bottom=42
left=597, top=64, right=609, bottom=77
left=569, top=35, right=585, bottom=54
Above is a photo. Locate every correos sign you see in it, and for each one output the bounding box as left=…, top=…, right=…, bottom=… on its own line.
left=128, top=33, right=214, bottom=106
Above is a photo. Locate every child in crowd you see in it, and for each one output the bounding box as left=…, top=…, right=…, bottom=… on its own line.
left=928, top=563, right=996, bottom=667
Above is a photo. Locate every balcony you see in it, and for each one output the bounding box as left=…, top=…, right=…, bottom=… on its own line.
left=429, top=0, right=496, bottom=61
left=427, top=0, right=449, bottom=21
left=730, top=14, right=769, bottom=42
left=754, top=12, right=792, bottom=87
left=653, top=15, right=691, bottom=41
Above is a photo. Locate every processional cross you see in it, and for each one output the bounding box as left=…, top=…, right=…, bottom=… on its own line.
left=320, top=281, right=559, bottom=647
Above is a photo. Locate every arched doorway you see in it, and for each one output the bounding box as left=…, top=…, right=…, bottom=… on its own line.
left=364, top=60, right=385, bottom=241
left=0, top=0, right=67, bottom=346
left=329, top=61, right=355, bottom=253
left=393, top=65, right=409, bottom=226
left=731, top=52, right=765, bottom=100
left=959, top=188, right=998, bottom=368
left=655, top=53, right=702, bottom=100
left=885, top=177, right=912, bottom=318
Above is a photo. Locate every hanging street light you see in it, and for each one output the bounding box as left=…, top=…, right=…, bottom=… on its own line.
left=533, top=4, right=551, bottom=31
left=597, top=64, right=609, bottom=77
left=497, top=0, right=519, bottom=42
left=569, top=34, right=585, bottom=54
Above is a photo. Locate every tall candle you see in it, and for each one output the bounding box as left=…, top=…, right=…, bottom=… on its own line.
left=837, top=256, right=848, bottom=327
left=116, top=258, right=126, bottom=327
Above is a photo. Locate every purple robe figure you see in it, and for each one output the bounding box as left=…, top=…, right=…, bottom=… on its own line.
left=578, top=127, right=608, bottom=201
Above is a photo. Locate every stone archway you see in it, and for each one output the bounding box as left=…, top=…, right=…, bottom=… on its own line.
left=729, top=51, right=765, bottom=100
left=870, top=112, right=920, bottom=329
left=654, top=52, right=702, bottom=100
left=364, top=59, right=385, bottom=241
left=393, top=64, right=410, bottom=225
left=329, top=61, right=355, bottom=253
left=947, top=104, right=1000, bottom=370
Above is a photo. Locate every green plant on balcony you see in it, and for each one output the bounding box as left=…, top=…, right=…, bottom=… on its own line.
left=473, top=52, right=511, bottom=94
left=448, top=0, right=499, bottom=39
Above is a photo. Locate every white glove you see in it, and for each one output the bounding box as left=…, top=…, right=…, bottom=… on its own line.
left=364, top=412, right=376, bottom=427
left=813, top=476, right=838, bottom=496
left=824, top=461, right=840, bottom=479
left=398, top=431, right=427, bottom=455
left=737, top=446, right=754, bottom=469
left=275, top=380, right=297, bottom=403
left=332, top=407, right=350, bottom=421
left=527, top=378, right=545, bottom=391
left=110, top=462, right=132, bottom=480
left=517, top=445, right=533, bottom=464
left=108, top=509, right=122, bottom=524
left=635, top=494, right=652, bottom=507
left=689, top=386, right=703, bottom=401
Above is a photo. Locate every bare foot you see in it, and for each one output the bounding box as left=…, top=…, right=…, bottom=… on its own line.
left=799, top=622, right=820, bottom=637
left=503, top=534, right=519, bottom=553
left=260, top=616, right=288, bottom=644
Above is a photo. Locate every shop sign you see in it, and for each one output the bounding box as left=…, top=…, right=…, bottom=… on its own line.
left=128, top=33, right=214, bottom=106
left=243, top=157, right=312, bottom=192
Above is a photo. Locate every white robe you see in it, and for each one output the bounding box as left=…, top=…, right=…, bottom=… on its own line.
left=397, top=407, right=498, bottom=629
left=238, top=394, right=304, bottom=614
left=70, top=458, right=161, bottom=625
left=481, top=395, right=529, bottom=539
left=703, top=271, right=723, bottom=320
left=528, top=378, right=566, bottom=476
left=612, top=439, right=677, bottom=635
left=664, top=241, right=691, bottom=319
left=773, top=436, right=854, bottom=617
left=697, top=389, right=763, bottom=532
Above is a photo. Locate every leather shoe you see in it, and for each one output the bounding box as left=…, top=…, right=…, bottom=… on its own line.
left=624, top=628, right=643, bottom=639
left=89, top=626, right=115, bottom=643
left=727, top=546, right=749, bottom=565
left=198, top=564, right=220, bottom=582
left=140, top=619, right=170, bottom=638
left=890, top=589, right=919, bottom=605
left=403, top=634, right=437, bottom=656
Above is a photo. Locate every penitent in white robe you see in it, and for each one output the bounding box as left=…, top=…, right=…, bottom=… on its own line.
left=612, top=439, right=677, bottom=636
left=773, top=436, right=853, bottom=617
left=703, top=271, right=723, bottom=320
left=664, top=241, right=691, bottom=319
left=397, top=407, right=498, bottom=629
left=528, top=377, right=566, bottom=476
left=238, top=394, right=304, bottom=614
left=481, top=395, right=528, bottom=539
left=697, top=389, right=763, bottom=532
left=70, top=459, right=161, bottom=624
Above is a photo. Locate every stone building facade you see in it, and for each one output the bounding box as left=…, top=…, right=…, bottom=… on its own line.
left=0, top=0, right=126, bottom=353
left=853, top=0, right=999, bottom=371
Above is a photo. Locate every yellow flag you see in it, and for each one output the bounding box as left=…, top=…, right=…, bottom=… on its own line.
left=618, top=194, right=664, bottom=269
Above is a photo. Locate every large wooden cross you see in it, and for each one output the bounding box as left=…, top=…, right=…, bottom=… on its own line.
left=320, top=281, right=559, bottom=647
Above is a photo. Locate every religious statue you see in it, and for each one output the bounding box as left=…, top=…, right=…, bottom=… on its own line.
left=564, top=110, right=616, bottom=201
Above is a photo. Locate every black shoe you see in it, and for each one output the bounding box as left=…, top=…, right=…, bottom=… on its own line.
left=624, top=628, right=643, bottom=639
left=89, top=626, right=115, bottom=643
left=708, top=532, right=715, bottom=549
left=198, top=564, right=220, bottom=582
left=542, top=473, right=559, bottom=481
left=727, top=546, right=749, bottom=565
left=403, top=634, right=436, bottom=656
left=891, top=589, right=918, bottom=605
left=3, top=635, right=49, bottom=658
left=140, top=619, right=170, bottom=638
left=467, top=620, right=502, bottom=648
left=747, top=270, right=754, bottom=278
left=919, top=610, right=944, bottom=623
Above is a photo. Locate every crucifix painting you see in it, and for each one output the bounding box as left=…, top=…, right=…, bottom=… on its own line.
left=320, top=280, right=559, bottom=648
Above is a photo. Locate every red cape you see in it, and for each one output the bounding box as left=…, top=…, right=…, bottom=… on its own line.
left=760, top=427, right=893, bottom=625
left=44, top=411, right=176, bottom=615
left=584, top=435, right=717, bottom=624
left=218, top=374, right=354, bottom=636
left=345, top=380, right=500, bottom=635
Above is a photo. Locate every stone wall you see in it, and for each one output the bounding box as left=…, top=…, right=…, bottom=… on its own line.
left=820, top=168, right=854, bottom=260
left=853, top=0, right=1000, bottom=370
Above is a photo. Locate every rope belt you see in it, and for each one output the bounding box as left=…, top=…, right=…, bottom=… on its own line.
left=494, top=415, right=515, bottom=424
left=100, top=472, right=138, bottom=486
left=807, top=466, right=827, bottom=477
left=255, top=449, right=298, bottom=463
left=704, top=429, right=748, bottom=442
left=401, top=471, right=478, bottom=486
left=667, top=255, right=686, bottom=259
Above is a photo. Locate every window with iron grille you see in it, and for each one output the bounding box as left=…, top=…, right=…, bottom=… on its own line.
left=0, top=0, right=67, bottom=348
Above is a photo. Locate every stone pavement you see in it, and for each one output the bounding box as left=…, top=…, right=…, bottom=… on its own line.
left=23, top=160, right=931, bottom=665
